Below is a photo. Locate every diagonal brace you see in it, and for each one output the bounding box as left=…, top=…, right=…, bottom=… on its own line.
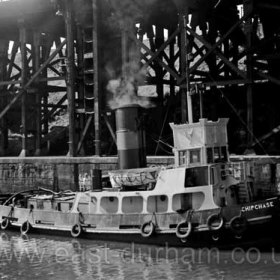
left=130, top=33, right=181, bottom=81
left=0, top=39, right=66, bottom=121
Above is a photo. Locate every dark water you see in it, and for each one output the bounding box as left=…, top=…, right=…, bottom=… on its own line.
left=1, top=231, right=280, bottom=280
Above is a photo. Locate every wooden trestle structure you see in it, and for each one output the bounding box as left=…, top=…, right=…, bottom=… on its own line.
left=0, top=0, right=280, bottom=157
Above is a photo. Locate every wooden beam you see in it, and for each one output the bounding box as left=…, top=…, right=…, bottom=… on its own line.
left=76, top=24, right=84, bottom=112
left=47, top=65, right=62, bottom=76
left=183, top=79, right=251, bottom=87
left=131, top=33, right=181, bottom=81
left=42, top=104, right=67, bottom=109
left=33, top=31, right=42, bottom=156
left=38, top=76, right=66, bottom=82
left=155, top=26, right=164, bottom=103
left=6, top=58, right=21, bottom=73
left=0, top=39, right=9, bottom=155
left=176, top=14, right=249, bottom=85
left=185, top=27, right=247, bottom=80
left=46, top=85, right=67, bottom=92
left=93, top=0, right=101, bottom=156
left=257, top=72, right=280, bottom=86
left=19, top=20, right=28, bottom=157
left=41, top=36, right=52, bottom=136
left=0, top=79, right=22, bottom=86
left=142, top=28, right=179, bottom=69
left=244, top=0, right=254, bottom=146
left=41, top=94, right=67, bottom=124
left=77, top=115, right=93, bottom=155
left=179, top=12, right=192, bottom=123
left=0, top=39, right=66, bottom=121
left=54, top=37, right=67, bottom=74
left=65, top=0, right=76, bottom=157
left=169, top=29, right=175, bottom=96
left=7, top=42, right=19, bottom=81
left=187, top=15, right=246, bottom=73
left=103, top=113, right=116, bottom=145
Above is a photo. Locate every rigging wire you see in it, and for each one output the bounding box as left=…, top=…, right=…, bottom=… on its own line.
left=208, top=74, right=273, bottom=159
left=154, top=96, right=172, bottom=155
left=151, top=136, right=174, bottom=155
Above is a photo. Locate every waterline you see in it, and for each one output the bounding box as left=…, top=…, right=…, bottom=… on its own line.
left=1, top=232, right=280, bottom=280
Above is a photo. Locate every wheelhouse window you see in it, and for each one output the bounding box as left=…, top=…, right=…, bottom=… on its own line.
left=147, top=195, right=168, bottom=213
left=179, top=150, right=187, bottom=166
left=122, top=196, right=143, bottom=214
left=185, top=166, right=209, bottom=187
left=221, top=146, right=228, bottom=162
left=189, top=149, right=201, bottom=164
left=207, top=147, right=213, bottom=163
left=214, top=147, right=220, bottom=162
left=179, top=149, right=201, bottom=166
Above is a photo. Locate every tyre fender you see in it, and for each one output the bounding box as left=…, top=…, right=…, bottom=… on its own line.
left=207, top=214, right=224, bottom=231
left=176, top=221, right=192, bottom=239
left=1, top=218, right=10, bottom=230
left=20, top=220, right=31, bottom=235
left=229, top=216, right=248, bottom=236
left=211, top=232, right=221, bottom=242
left=140, top=221, right=156, bottom=238
left=71, top=223, right=83, bottom=238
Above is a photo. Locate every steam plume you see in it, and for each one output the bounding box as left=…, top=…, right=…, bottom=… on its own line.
left=106, top=0, right=156, bottom=109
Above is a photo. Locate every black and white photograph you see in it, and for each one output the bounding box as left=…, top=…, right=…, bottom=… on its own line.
left=0, top=0, right=280, bottom=279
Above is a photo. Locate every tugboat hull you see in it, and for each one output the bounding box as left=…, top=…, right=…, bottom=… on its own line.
left=1, top=197, right=280, bottom=250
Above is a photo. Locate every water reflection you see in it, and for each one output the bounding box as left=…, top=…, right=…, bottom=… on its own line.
left=0, top=231, right=280, bottom=279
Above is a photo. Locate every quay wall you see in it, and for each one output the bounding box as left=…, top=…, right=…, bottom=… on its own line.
left=0, top=155, right=280, bottom=193
left=0, top=156, right=173, bottom=193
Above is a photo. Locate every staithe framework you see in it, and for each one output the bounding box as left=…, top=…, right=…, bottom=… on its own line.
left=0, top=0, right=279, bottom=157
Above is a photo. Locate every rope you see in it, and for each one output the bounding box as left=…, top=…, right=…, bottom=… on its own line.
left=28, top=205, right=34, bottom=224
left=186, top=209, right=194, bottom=222
left=77, top=208, right=85, bottom=225
left=151, top=136, right=174, bottom=155
left=7, top=205, right=14, bottom=218
left=151, top=212, right=158, bottom=227
left=214, top=0, right=222, bottom=9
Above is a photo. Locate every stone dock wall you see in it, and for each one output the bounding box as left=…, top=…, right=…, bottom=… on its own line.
left=0, top=155, right=280, bottom=194
left=0, top=156, right=173, bottom=193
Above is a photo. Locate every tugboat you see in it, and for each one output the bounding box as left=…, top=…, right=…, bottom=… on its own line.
left=0, top=112, right=280, bottom=248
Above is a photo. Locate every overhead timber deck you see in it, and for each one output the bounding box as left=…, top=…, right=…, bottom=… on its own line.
left=0, top=0, right=64, bottom=41
left=1, top=0, right=280, bottom=193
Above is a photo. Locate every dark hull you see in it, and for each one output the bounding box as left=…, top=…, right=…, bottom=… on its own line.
left=2, top=215, right=280, bottom=251
left=29, top=228, right=280, bottom=250
left=1, top=197, right=280, bottom=250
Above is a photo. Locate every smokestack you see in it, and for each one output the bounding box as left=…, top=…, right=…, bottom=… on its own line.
left=115, top=104, right=146, bottom=169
